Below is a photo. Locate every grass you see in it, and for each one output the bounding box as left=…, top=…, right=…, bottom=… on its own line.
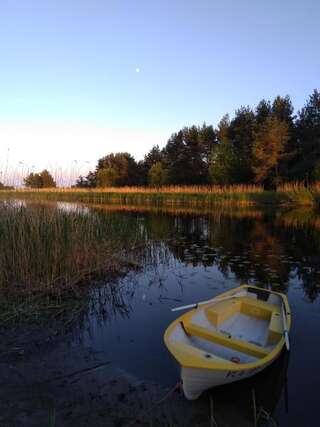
left=277, top=182, right=320, bottom=206
left=2, top=183, right=320, bottom=207
left=0, top=201, right=143, bottom=324
left=0, top=184, right=287, bottom=207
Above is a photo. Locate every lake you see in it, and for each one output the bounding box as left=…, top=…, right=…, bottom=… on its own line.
left=2, top=201, right=320, bottom=426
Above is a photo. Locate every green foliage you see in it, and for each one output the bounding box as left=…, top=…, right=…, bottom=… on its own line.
left=294, top=89, right=320, bottom=180
left=140, top=145, right=164, bottom=185
left=209, top=141, right=241, bottom=184
left=228, top=107, right=256, bottom=181
left=255, top=99, right=272, bottom=124
left=163, top=125, right=216, bottom=184
left=75, top=89, right=320, bottom=188
left=24, top=170, right=56, bottom=188
left=24, top=173, right=42, bottom=188
left=40, top=169, right=56, bottom=188
left=148, top=162, right=169, bottom=187
left=97, top=152, right=140, bottom=186
left=144, top=145, right=163, bottom=169
left=96, top=167, right=118, bottom=187
left=252, top=117, right=289, bottom=187
left=216, top=115, right=230, bottom=143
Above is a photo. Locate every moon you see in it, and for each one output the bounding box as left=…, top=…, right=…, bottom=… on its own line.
left=135, top=67, right=140, bottom=73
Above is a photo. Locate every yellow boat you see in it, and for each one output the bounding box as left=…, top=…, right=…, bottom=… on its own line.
left=164, top=285, right=291, bottom=400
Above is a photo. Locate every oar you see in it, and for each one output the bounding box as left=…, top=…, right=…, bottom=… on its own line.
left=171, top=292, right=246, bottom=312
left=281, top=303, right=290, bottom=352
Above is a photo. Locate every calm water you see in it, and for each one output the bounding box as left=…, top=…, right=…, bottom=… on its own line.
left=8, top=201, right=319, bottom=425
left=63, top=204, right=320, bottom=426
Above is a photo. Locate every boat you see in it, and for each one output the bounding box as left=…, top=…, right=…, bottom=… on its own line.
left=164, top=284, right=291, bottom=400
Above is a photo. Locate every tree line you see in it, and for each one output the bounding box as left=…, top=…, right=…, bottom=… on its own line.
left=16, top=89, right=320, bottom=189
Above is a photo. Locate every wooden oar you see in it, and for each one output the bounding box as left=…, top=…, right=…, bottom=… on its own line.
left=171, top=292, right=246, bottom=312
left=281, top=303, right=290, bottom=352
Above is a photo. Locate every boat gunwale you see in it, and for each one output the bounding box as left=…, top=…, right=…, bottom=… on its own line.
left=164, top=284, right=291, bottom=371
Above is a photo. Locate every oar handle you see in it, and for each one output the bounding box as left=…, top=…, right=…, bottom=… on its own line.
left=171, top=293, right=245, bottom=312
left=281, top=303, right=290, bottom=352
left=171, top=303, right=199, bottom=312
left=284, top=331, right=290, bottom=352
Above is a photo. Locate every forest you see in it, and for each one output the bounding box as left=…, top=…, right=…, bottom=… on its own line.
left=20, top=89, right=320, bottom=190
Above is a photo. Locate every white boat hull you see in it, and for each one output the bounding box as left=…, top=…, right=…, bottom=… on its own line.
left=181, top=358, right=274, bottom=400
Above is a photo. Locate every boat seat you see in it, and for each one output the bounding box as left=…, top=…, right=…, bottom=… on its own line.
left=267, top=311, right=283, bottom=344
left=205, top=300, right=240, bottom=327
left=205, top=296, right=279, bottom=327
left=184, top=321, right=270, bottom=359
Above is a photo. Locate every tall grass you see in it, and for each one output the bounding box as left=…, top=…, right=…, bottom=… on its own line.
left=2, top=183, right=320, bottom=206
left=277, top=182, right=320, bottom=206
left=2, top=184, right=263, bottom=194
left=0, top=184, right=272, bottom=207
left=0, top=202, right=142, bottom=304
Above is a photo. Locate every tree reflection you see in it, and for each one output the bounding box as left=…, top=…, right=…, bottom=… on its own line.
left=127, top=206, right=320, bottom=302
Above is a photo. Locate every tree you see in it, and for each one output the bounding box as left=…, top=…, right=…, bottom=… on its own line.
left=255, top=100, right=272, bottom=125
left=252, top=117, right=289, bottom=187
left=24, top=172, right=43, bottom=188
left=96, top=167, right=118, bottom=187
left=216, top=115, right=230, bottom=144
left=163, top=125, right=216, bottom=185
left=96, top=153, right=140, bottom=186
left=148, top=162, right=169, bottom=187
left=294, top=89, right=320, bottom=180
left=198, top=123, right=217, bottom=165
left=143, top=145, right=163, bottom=169
left=164, top=130, right=189, bottom=184
left=140, top=145, right=164, bottom=185
left=74, top=175, right=91, bottom=188
left=228, top=106, right=256, bottom=181
left=24, top=170, right=56, bottom=188
left=40, top=169, right=56, bottom=188
left=75, top=171, right=96, bottom=188
left=209, top=141, right=241, bottom=185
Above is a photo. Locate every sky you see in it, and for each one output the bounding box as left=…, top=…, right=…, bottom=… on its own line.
left=0, top=0, right=319, bottom=184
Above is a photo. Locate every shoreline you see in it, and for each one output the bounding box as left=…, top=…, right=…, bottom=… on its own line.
left=0, top=315, right=287, bottom=427
left=1, top=185, right=319, bottom=207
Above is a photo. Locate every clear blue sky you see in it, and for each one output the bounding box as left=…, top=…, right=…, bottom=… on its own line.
left=0, top=0, right=319, bottom=180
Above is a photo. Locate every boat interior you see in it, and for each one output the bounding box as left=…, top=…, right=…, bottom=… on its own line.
left=171, top=287, right=285, bottom=365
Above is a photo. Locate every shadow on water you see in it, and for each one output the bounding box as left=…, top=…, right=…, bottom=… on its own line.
left=2, top=200, right=320, bottom=426
left=203, top=349, right=290, bottom=427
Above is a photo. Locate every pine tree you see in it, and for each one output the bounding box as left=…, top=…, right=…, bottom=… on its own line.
left=252, top=117, right=289, bottom=187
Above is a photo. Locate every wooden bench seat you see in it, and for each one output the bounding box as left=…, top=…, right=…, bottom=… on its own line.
left=184, top=321, right=270, bottom=359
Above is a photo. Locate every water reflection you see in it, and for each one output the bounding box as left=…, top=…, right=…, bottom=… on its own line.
left=119, top=207, right=320, bottom=302
left=76, top=204, right=320, bottom=426
left=7, top=200, right=320, bottom=425
left=203, top=350, right=289, bottom=426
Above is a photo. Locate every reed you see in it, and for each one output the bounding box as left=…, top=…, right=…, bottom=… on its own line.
left=2, top=182, right=320, bottom=208
left=0, top=184, right=277, bottom=207
left=277, top=182, right=320, bottom=206
left=3, top=184, right=263, bottom=194
left=0, top=202, right=143, bottom=322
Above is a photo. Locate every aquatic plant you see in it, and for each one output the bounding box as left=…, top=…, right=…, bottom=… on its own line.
left=0, top=184, right=272, bottom=208
left=5, top=183, right=320, bottom=207
left=0, top=202, right=143, bottom=322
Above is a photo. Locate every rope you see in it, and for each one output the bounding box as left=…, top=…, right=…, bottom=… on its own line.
left=126, top=381, right=182, bottom=426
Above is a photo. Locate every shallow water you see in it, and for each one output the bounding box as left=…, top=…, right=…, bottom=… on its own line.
left=73, top=205, right=320, bottom=426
